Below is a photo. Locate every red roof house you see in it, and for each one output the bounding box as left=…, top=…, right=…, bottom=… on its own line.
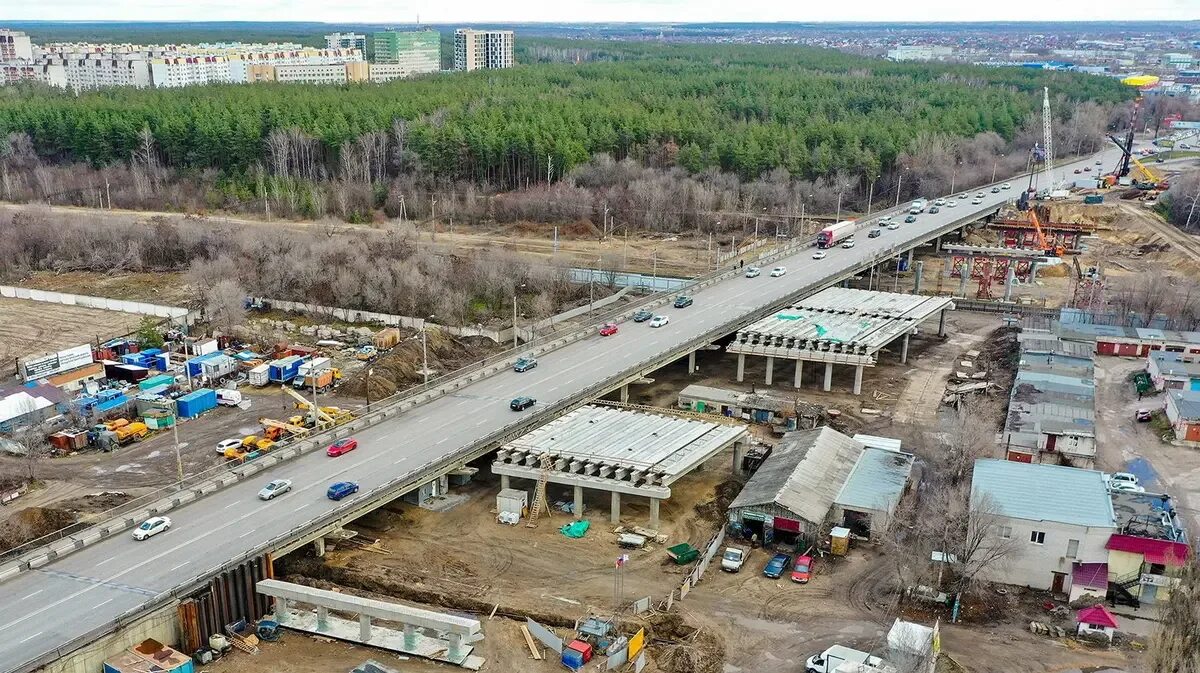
left=1105, top=535, right=1191, bottom=566
left=1076, top=604, right=1119, bottom=642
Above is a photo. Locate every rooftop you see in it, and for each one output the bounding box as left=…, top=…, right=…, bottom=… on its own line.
left=730, top=426, right=865, bottom=524
left=835, top=447, right=914, bottom=515
left=1150, top=351, right=1200, bottom=378
left=971, top=459, right=1116, bottom=529
left=727, top=287, right=954, bottom=366
left=1167, top=389, right=1200, bottom=420
left=1110, top=491, right=1188, bottom=543
left=1105, top=534, right=1191, bottom=566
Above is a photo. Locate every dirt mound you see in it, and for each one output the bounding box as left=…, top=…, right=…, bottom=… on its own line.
left=339, top=330, right=502, bottom=399
left=0, top=506, right=77, bottom=553
left=59, top=492, right=133, bottom=516
left=693, top=479, right=742, bottom=523
left=643, top=612, right=725, bottom=673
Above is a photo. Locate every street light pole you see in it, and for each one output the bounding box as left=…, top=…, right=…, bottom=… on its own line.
left=513, top=293, right=518, bottom=350
left=866, top=176, right=878, bottom=217
left=421, top=323, right=429, bottom=385
left=171, top=413, right=183, bottom=491
left=365, top=367, right=373, bottom=411
left=895, top=172, right=905, bottom=208
left=951, top=161, right=960, bottom=194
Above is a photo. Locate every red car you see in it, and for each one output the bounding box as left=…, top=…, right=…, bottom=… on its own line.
left=790, top=554, right=813, bottom=584
left=599, top=322, right=619, bottom=336
left=326, top=437, right=358, bottom=457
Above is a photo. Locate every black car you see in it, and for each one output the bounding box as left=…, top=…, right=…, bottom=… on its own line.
left=510, top=396, right=536, bottom=411
left=904, top=214, right=917, bottom=223
left=632, top=309, right=654, bottom=322
left=928, top=206, right=940, bottom=214
left=513, top=357, right=537, bottom=373
left=673, top=295, right=694, bottom=308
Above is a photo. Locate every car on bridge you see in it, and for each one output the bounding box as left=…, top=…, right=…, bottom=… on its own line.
left=1083, top=166, right=1092, bottom=172
left=326, top=437, right=358, bottom=457
left=972, top=197, right=984, bottom=205
left=812, top=250, right=828, bottom=260
left=877, top=215, right=892, bottom=224
left=133, top=516, right=171, bottom=541
left=599, top=322, right=619, bottom=336
left=928, top=206, right=940, bottom=214
left=326, top=481, right=359, bottom=501
left=841, top=239, right=855, bottom=249
left=1095, top=159, right=1104, bottom=164
left=868, top=229, right=881, bottom=238
left=887, top=222, right=900, bottom=230
left=975, top=192, right=985, bottom=198
left=648, top=315, right=670, bottom=328
left=934, top=198, right=946, bottom=206
left=673, top=295, right=694, bottom=308
left=744, top=266, right=761, bottom=278
left=945, top=200, right=957, bottom=208
left=763, top=552, right=791, bottom=579
left=258, top=479, right=293, bottom=500
left=1002, top=183, right=1011, bottom=190
left=632, top=309, right=654, bottom=322
left=510, top=396, right=537, bottom=411
left=513, top=356, right=537, bottom=372
left=958, top=193, right=968, bottom=199
left=904, top=215, right=917, bottom=223
left=991, top=186, right=1000, bottom=193
left=772, top=266, right=789, bottom=276
left=1073, top=168, right=1082, bottom=174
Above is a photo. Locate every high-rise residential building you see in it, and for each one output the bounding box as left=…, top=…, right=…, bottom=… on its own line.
left=325, top=32, right=367, bottom=53
left=453, top=29, right=514, bottom=71
left=373, top=29, right=440, bottom=75
left=0, top=29, right=33, bottom=61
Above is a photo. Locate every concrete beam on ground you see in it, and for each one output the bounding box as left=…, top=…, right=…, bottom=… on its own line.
left=257, top=579, right=481, bottom=636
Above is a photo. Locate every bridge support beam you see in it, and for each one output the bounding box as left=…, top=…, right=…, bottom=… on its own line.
left=906, top=248, right=914, bottom=266
left=912, top=260, right=924, bottom=294
left=901, top=333, right=910, bottom=364
left=360, top=614, right=372, bottom=641
left=733, top=440, right=746, bottom=475
left=688, top=350, right=697, bottom=374
left=649, top=498, right=661, bottom=530
left=500, top=474, right=510, bottom=491
left=764, top=356, right=774, bottom=386
left=794, top=361, right=803, bottom=389
left=611, top=491, right=621, bottom=523
left=853, top=365, right=864, bottom=395
left=939, top=309, right=947, bottom=337
left=313, top=537, right=326, bottom=558
left=619, top=384, right=629, bottom=403
left=935, top=235, right=942, bottom=252
left=736, top=353, right=745, bottom=382
left=403, top=624, right=417, bottom=650
left=573, top=485, right=584, bottom=520
left=1029, top=261, right=1039, bottom=283
left=823, top=363, right=833, bottom=392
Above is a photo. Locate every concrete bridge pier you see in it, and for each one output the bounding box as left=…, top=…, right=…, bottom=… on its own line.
left=688, top=350, right=697, bottom=374
left=619, top=384, right=629, bottom=403
left=736, top=353, right=746, bottom=382
left=901, top=333, right=911, bottom=364
left=823, top=363, right=833, bottom=392
left=764, top=356, right=774, bottom=385
left=794, top=361, right=803, bottom=388
left=853, top=365, right=864, bottom=395
left=313, top=537, right=325, bottom=557
left=611, top=492, right=621, bottom=523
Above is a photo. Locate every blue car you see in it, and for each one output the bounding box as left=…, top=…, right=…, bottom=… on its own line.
left=326, top=481, right=359, bottom=501
left=763, top=552, right=791, bottom=579
left=513, top=357, right=537, bottom=373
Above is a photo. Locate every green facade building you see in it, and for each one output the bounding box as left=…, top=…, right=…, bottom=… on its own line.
left=372, top=30, right=440, bottom=74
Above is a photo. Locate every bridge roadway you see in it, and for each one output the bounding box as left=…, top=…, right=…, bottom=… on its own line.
left=0, top=150, right=1116, bottom=672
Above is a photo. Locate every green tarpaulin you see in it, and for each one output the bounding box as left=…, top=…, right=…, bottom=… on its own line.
left=560, top=521, right=590, bottom=538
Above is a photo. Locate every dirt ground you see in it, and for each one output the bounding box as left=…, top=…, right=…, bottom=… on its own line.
left=16, top=271, right=193, bottom=306
left=0, top=297, right=144, bottom=370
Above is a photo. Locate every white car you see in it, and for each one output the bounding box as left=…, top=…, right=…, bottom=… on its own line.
left=972, top=198, right=984, bottom=205
left=1001, top=182, right=1011, bottom=190
left=744, top=266, right=761, bottom=278
left=1111, top=482, right=1146, bottom=493
left=771, top=265, right=788, bottom=276
left=878, top=215, right=893, bottom=223
left=812, top=251, right=828, bottom=260
left=1108, top=472, right=1139, bottom=487
left=887, top=222, right=900, bottom=230
left=216, top=438, right=243, bottom=455
left=841, top=239, right=856, bottom=249
left=945, top=200, right=957, bottom=208
left=258, top=478, right=293, bottom=500
left=975, top=192, right=985, bottom=198
left=934, top=198, right=946, bottom=206
left=133, top=516, right=171, bottom=541
left=958, top=193, right=968, bottom=199
left=648, top=315, right=669, bottom=328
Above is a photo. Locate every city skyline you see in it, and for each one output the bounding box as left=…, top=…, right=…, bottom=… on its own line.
left=11, top=0, right=1200, bottom=24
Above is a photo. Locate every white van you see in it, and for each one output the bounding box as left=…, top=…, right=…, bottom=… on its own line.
left=215, top=389, right=243, bottom=406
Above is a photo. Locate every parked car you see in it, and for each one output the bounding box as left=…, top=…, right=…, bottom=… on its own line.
left=771, top=266, right=788, bottom=276
left=258, top=478, right=293, bottom=500
left=513, top=356, right=537, bottom=372
left=928, top=206, right=940, bottom=214
left=599, top=322, right=619, bottom=336
left=326, top=437, right=358, bottom=457
left=868, top=229, right=881, bottom=238
left=763, top=552, right=791, bottom=579
left=745, top=266, right=761, bottom=278
left=133, top=516, right=171, bottom=541
left=1135, top=408, right=1153, bottom=422
left=632, top=309, right=654, bottom=322
left=510, top=396, right=536, bottom=411
left=216, top=438, right=243, bottom=455
left=904, top=215, right=917, bottom=223
left=326, top=481, right=359, bottom=501
left=1111, top=482, right=1146, bottom=493
left=721, top=547, right=747, bottom=572
left=673, top=295, right=694, bottom=308
left=648, top=315, right=670, bottom=328
left=1108, top=472, right=1139, bottom=487
left=791, top=554, right=814, bottom=583
left=841, top=239, right=856, bottom=249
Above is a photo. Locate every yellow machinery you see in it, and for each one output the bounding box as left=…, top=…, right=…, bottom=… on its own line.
left=259, top=417, right=311, bottom=441
left=280, top=386, right=354, bottom=429
left=1130, top=156, right=1168, bottom=190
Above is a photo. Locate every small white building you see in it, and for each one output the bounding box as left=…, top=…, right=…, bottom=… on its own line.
left=1076, top=605, right=1118, bottom=643
left=970, top=460, right=1116, bottom=593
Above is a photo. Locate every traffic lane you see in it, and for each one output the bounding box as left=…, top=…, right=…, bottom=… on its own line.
left=0, top=578, right=147, bottom=667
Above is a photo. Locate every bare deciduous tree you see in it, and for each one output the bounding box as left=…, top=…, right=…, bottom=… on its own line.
left=203, top=278, right=247, bottom=332
left=1147, top=557, right=1200, bottom=673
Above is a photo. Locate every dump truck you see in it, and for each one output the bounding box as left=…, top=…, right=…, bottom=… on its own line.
left=292, top=367, right=340, bottom=393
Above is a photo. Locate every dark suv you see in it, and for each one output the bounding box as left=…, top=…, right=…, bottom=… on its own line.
left=510, top=396, right=536, bottom=411
left=632, top=309, right=654, bottom=322
left=673, top=295, right=694, bottom=308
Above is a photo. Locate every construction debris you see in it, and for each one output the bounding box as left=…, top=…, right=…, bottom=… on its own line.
left=519, top=625, right=544, bottom=660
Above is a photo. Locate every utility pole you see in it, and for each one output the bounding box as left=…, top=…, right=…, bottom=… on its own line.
left=171, top=412, right=183, bottom=490
left=951, top=162, right=960, bottom=194
left=589, top=259, right=599, bottom=315
left=546, top=154, right=552, bottom=184
left=866, top=176, right=878, bottom=217
left=365, top=367, right=373, bottom=411
left=421, top=323, right=430, bottom=385
left=430, top=198, right=436, bottom=228
left=603, top=203, right=609, bottom=240
left=895, top=172, right=905, bottom=208
left=513, top=295, right=518, bottom=349
left=553, top=225, right=558, bottom=253
left=1186, top=192, right=1200, bottom=230
left=652, top=250, right=658, bottom=285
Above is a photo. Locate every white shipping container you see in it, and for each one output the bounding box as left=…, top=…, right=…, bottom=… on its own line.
left=248, top=364, right=270, bottom=387
left=196, top=339, right=219, bottom=355
left=496, top=488, right=528, bottom=516
left=297, top=357, right=333, bottom=378
left=215, top=389, right=243, bottom=406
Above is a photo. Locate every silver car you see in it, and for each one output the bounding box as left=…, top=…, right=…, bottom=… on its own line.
left=258, top=478, right=293, bottom=500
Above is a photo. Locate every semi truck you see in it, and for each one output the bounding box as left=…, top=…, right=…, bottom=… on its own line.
left=817, top=220, right=857, bottom=249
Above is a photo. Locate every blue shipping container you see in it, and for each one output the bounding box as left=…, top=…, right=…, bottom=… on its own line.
left=561, top=649, right=584, bottom=670
left=268, top=356, right=304, bottom=383
left=176, top=388, right=217, bottom=418
left=184, top=352, right=222, bottom=378
left=154, top=353, right=170, bottom=371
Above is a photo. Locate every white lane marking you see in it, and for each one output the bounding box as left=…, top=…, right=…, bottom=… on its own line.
left=223, top=502, right=239, bottom=510
left=18, top=632, right=42, bottom=644
left=19, top=590, right=42, bottom=601
left=95, top=557, right=116, bottom=567
left=238, top=529, right=256, bottom=538
left=93, top=598, right=113, bottom=610
left=168, top=562, right=189, bottom=573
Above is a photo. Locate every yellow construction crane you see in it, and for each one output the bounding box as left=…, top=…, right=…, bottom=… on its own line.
left=1130, top=156, right=1168, bottom=190
left=281, top=386, right=337, bottom=428
left=259, top=417, right=311, bottom=439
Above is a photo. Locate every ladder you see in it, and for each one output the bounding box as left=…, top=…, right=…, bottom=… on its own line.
left=525, top=453, right=552, bottom=528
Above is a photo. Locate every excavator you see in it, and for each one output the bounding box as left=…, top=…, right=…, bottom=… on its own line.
left=1030, top=207, right=1065, bottom=258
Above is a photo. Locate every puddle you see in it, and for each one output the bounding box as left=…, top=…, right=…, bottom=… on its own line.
left=1123, top=457, right=1159, bottom=487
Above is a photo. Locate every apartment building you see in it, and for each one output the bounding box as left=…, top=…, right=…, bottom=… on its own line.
left=53, top=53, right=154, bottom=90
left=453, top=29, right=514, bottom=71
left=325, top=32, right=367, bottom=53
left=374, top=29, right=440, bottom=74
left=151, top=55, right=231, bottom=88
left=226, top=48, right=363, bottom=83
left=0, top=29, right=33, bottom=61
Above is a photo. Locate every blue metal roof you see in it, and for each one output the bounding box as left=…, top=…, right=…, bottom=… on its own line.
left=835, top=448, right=914, bottom=514
left=971, top=459, right=1115, bottom=528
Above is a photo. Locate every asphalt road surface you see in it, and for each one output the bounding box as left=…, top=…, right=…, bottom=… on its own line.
left=0, top=149, right=1121, bottom=673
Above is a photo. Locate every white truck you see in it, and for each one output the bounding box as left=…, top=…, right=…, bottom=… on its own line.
left=215, top=389, right=243, bottom=407
left=806, top=645, right=888, bottom=673
left=720, top=547, right=747, bottom=572
left=908, top=199, right=926, bottom=214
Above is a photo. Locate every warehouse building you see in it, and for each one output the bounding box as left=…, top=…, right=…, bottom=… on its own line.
left=1164, top=388, right=1200, bottom=442
left=1003, top=331, right=1097, bottom=468
left=1147, top=351, right=1200, bottom=391
left=725, top=288, right=953, bottom=395
left=491, top=404, right=748, bottom=528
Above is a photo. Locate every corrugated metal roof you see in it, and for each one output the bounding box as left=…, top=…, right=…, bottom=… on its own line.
left=1150, top=351, right=1200, bottom=377
left=1168, top=389, right=1200, bottom=420
left=970, top=459, right=1115, bottom=528
left=729, top=426, right=864, bottom=524
left=835, top=448, right=914, bottom=515
left=852, top=434, right=903, bottom=452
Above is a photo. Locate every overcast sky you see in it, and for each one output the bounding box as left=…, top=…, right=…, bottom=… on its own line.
left=13, top=0, right=1199, bottom=23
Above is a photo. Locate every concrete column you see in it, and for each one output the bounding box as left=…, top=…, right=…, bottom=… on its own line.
left=611, top=491, right=621, bottom=523
left=649, top=498, right=661, bottom=529
left=938, top=309, right=947, bottom=337
left=573, top=485, right=584, bottom=520
left=959, top=258, right=972, bottom=297
left=935, top=235, right=942, bottom=252
left=619, top=384, right=629, bottom=403
left=1004, top=266, right=1016, bottom=301
left=313, top=537, right=325, bottom=557
left=736, top=353, right=745, bottom=382
left=794, top=361, right=803, bottom=389
left=500, top=475, right=510, bottom=491
left=275, top=598, right=288, bottom=623
left=448, top=632, right=465, bottom=660
left=732, top=441, right=746, bottom=475
left=853, top=365, right=864, bottom=395
left=823, top=362, right=833, bottom=392
left=688, top=350, right=696, bottom=374
left=912, top=260, right=924, bottom=294
left=901, top=333, right=910, bottom=364
left=316, top=606, right=329, bottom=631
left=906, top=248, right=914, bottom=265
left=403, top=624, right=417, bottom=650
left=359, top=614, right=372, bottom=642
left=1029, top=260, right=1039, bottom=282
left=764, top=356, right=774, bottom=386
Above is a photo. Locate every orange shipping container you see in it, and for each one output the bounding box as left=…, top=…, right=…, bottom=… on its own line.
left=374, top=328, right=401, bottom=349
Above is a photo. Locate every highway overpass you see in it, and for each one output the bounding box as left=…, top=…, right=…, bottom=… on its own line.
left=0, top=149, right=1120, bottom=673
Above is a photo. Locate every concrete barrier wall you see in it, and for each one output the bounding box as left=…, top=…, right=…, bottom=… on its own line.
left=42, top=600, right=179, bottom=673
left=0, top=286, right=194, bottom=324
left=254, top=297, right=509, bottom=343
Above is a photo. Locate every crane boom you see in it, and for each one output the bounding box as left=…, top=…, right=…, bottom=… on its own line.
left=1030, top=208, right=1065, bottom=258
